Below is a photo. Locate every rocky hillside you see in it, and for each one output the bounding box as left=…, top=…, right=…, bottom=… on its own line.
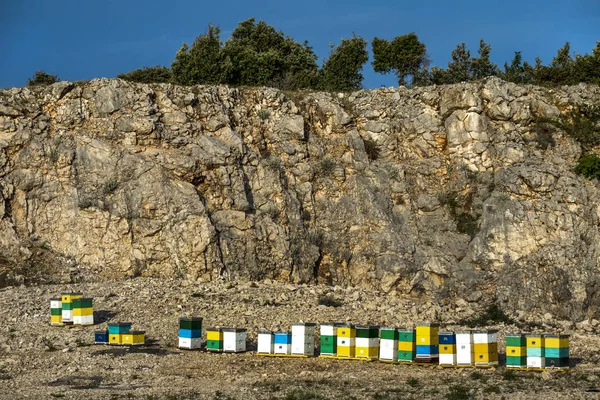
left=1, top=77, right=599, bottom=321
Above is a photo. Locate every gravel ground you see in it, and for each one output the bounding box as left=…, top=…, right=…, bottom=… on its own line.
left=1, top=278, right=599, bottom=399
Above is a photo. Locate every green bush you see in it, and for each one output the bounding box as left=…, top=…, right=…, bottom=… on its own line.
left=445, top=384, right=473, bottom=400
left=28, top=70, right=59, bottom=86
left=460, top=303, right=515, bottom=328
left=575, top=153, right=600, bottom=179
left=117, top=66, right=172, bottom=83
left=363, top=138, right=380, bottom=161
left=320, top=34, right=369, bottom=91
left=456, top=212, right=478, bottom=237
left=318, top=156, right=336, bottom=176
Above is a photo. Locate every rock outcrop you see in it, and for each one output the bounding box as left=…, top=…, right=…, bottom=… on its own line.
left=1, top=77, right=599, bottom=321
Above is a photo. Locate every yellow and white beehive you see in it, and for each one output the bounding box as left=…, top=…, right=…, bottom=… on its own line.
left=355, top=325, right=379, bottom=359
left=50, top=298, right=62, bottom=326
left=438, top=332, right=456, bottom=366
left=71, top=298, right=94, bottom=325
left=472, top=330, right=498, bottom=366
left=61, top=292, right=82, bottom=323
left=336, top=325, right=356, bottom=358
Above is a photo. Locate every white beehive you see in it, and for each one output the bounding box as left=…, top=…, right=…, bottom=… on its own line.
left=456, top=331, right=473, bottom=366
left=222, top=328, right=246, bottom=352
left=527, top=356, right=545, bottom=368
left=178, top=337, right=202, bottom=349
left=291, top=323, right=316, bottom=356
left=257, top=331, right=274, bottom=354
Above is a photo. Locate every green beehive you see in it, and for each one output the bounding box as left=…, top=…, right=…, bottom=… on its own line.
left=180, top=317, right=203, bottom=331
left=206, top=328, right=223, bottom=351
left=397, top=328, right=415, bottom=362
left=320, top=323, right=342, bottom=356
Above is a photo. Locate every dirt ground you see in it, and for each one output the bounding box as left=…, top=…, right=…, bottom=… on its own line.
left=1, top=278, right=599, bottom=399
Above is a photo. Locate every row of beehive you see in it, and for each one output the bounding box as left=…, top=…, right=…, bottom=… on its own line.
left=50, top=292, right=94, bottom=326
left=94, top=322, right=146, bottom=345
left=257, top=323, right=317, bottom=356
left=178, top=316, right=247, bottom=352
left=506, top=333, right=569, bottom=369
left=256, top=323, right=569, bottom=369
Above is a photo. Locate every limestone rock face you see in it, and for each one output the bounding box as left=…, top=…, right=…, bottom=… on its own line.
left=1, top=77, right=600, bottom=321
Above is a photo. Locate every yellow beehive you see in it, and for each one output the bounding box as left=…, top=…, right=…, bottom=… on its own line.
left=109, top=334, right=122, bottom=345
left=207, top=329, right=224, bottom=341
left=50, top=315, right=62, bottom=325
left=545, top=336, right=569, bottom=349
left=473, top=343, right=499, bottom=364
left=122, top=333, right=134, bottom=345
left=338, top=326, right=355, bottom=338
left=132, top=331, right=145, bottom=346
left=72, top=307, right=93, bottom=317
left=526, top=336, right=544, bottom=348
left=416, top=323, right=439, bottom=345
left=440, top=344, right=455, bottom=355
left=61, top=293, right=83, bottom=303
left=398, top=340, right=415, bottom=352
left=355, top=345, right=378, bottom=358
left=506, top=346, right=526, bottom=357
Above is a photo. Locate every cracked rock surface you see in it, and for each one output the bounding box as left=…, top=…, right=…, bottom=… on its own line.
left=0, top=78, right=600, bottom=322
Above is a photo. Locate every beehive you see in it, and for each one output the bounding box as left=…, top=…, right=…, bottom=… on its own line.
left=379, top=327, right=398, bottom=361
left=336, top=325, right=356, bottom=358
left=505, top=333, right=527, bottom=368
left=472, top=330, right=498, bottom=366
left=94, top=330, right=108, bottom=344
left=223, top=328, right=247, bottom=352
left=544, top=334, right=569, bottom=369
left=438, top=331, right=456, bottom=366
left=397, top=328, right=415, bottom=362
left=291, top=323, right=316, bottom=356
left=60, top=292, right=82, bottom=323
left=526, top=334, right=545, bottom=368
left=131, top=331, right=145, bottom=346
left=179, top=317, right=203, bottom=350
left=355, top=325, right=379, bottom=359
left=320, top=323, right=342, bottom=356
left=108, top=323, right=132, bottom=345
left=257, top=331, right=274, bottom=354
left=71, top=298, right=94, bottom=325
left=206, top=328, right=223, bottom=352
left=50, top=298, right=62, bottom=326
left=274, top=332, right=292, bottom=354
left=415, top=323, right=439, bottom=361
left=456, top=330, right=473, bottom=366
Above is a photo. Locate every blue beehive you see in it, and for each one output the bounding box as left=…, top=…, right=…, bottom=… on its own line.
left=94, top=330, right=108, bottom=344
left=179, top=329, right=202, bottom=339
left=274, top=332, right=292, bottom=355
left=439, top=332, right=456, bottom=344
left=416, top=345, right=439, bottom=356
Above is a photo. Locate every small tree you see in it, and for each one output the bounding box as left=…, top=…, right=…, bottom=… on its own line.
left=471, top=39, right=498, bottom=79
left=501, top=51, right=534, bottom=83
left=222, top=18, right=319, bottom=89
left=118, top=66, right=172, bottom=83
left=171, top=24, right=229, bottom=86
left=320, top=34, right=369, bottom=91
left=28, top=70, right=59, bottom=86
left=445, top=43, right=472, bottom=83
left=372, top=33, right=428, bottom=86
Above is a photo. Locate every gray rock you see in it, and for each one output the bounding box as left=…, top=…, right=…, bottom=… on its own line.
left=0, top=78, right=599, bottom=322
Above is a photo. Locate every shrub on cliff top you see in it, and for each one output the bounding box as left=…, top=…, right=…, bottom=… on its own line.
left=575, top=153, right=600, bottom=179
left=118, top=66, right=172, bottom=84
left=28, top=70, right=59, bottom=86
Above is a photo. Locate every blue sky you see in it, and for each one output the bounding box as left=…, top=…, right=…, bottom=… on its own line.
left=0, top=0, right=598, bottom=89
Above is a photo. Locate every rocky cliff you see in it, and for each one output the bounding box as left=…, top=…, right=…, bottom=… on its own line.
left=1, top=77, right=599, bottom=321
